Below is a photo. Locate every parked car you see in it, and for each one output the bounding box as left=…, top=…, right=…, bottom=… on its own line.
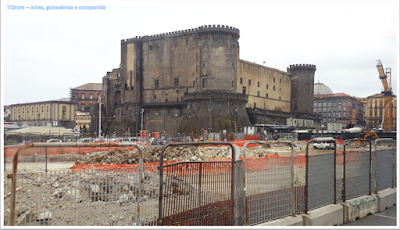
left=77, top=138, right=93, bottom=143
left=47, top=139, right=62, bottom=143
left=313, top=142, right=334, bottom=150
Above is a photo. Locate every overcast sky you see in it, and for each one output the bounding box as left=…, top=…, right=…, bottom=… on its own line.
left=1, top=0, right=399, bottom=106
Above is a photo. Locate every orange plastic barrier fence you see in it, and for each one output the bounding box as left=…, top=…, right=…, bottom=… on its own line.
left=243, top=135, right=259, bottom=140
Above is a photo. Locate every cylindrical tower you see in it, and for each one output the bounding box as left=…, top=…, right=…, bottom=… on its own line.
left=290, top=64, right=316, bottom=114
left=197, top=25, right=240, bottom=93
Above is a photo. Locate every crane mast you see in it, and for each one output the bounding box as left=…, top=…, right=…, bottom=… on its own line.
left=376, top=60, right=393, bottom=131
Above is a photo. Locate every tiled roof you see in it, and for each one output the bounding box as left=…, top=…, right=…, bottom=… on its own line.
left=314, top=93, right=350, bottom=98
left=73, top=83, right=102, bottom=91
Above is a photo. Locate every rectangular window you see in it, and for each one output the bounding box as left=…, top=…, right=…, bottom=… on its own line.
left=314, top=108, right=317, bottom=112
left=266, top=93, right=268, bottom=98
left=257, top=91, right=260, bottom=97
left=248, top=79, right=251, bottom=86
left=319, top=103, right=322, bottom=107
left=273, top=86, right=275, bottom=91
left=242, top=86, right=246, bottom=94
left=82, top=94, right=85, bottom=99
left=254, top=102, right=256, bottom=108
left=257, top=81, right=260, bottom=87
left=240, top=78, right=243, bottom=84
left=90, top=94, right=93, bottom=100
left=202, top=78, right=207, bottom=87
left=266, top=84, right=268, bottom=89
left=323, top=103, right=326, bottom=107
left=279, top=96, right=281, bottom=100
left=174, top=78, right=179, bottom=88
left=155, top=79, right=159, bottom=89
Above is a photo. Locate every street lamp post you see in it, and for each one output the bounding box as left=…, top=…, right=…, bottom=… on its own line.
left=141, top=108, right=145, bottom=131
left=98, top=96, right=101, bottom=139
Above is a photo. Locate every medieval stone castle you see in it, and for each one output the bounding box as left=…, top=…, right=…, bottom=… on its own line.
left=102, top=25, right=319, bottom=135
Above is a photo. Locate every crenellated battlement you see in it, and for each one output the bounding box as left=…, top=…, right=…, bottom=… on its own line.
left=290, top=64, right=316, bottom=69
left=121, top=24, right=240, bottom=44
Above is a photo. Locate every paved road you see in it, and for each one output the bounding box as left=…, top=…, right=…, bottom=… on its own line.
left=341, top=205, right=397, bottom=226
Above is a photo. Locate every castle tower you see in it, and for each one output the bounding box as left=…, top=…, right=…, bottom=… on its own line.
left=289, top=64, right=316, bottom=114
left=197, top=25, right=240, bottom=92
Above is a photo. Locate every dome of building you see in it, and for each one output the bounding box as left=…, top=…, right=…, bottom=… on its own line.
left=314, top=82, right=333, bottom=95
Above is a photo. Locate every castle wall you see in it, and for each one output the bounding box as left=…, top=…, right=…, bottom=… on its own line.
left=237, top=60, right=291, bottom=112
left=102, top=25, right=319, bottom=135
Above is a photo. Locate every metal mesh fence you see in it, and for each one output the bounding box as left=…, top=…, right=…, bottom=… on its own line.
left=344, top=151, right=370, bottom=200
left=160, top=161, right=233, bottom=226
left=4, top=166, right=159, bottom=226
left=294, top=157, right=306, bottom=214
left=336, top=152, right=344, bottom=203
left=376, top=149, right=395, bottom=191
left=307, top=153, right=335, bottom=211
left=5, top=167, right=137, bottom=226
left=245, top=156, right=294, bottom=225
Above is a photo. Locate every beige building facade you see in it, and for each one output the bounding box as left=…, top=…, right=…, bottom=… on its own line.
left=237, top=60, right=291, bottom=112
left=75, top=111, right=91, bottom=131
left=364, top=93, right=397, bottom=130
left=10, top=101, right=75, bottom=129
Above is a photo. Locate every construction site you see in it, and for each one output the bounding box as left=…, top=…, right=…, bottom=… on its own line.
left=3, top=135, right=397, bottom=226
left=3, top=23, right=397, bottom=226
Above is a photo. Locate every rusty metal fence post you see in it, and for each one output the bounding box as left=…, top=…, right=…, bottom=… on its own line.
left=305, top=137, right=337, bottom=214
left=8, top=142, right=144, bottom=226
left=158, top=142, right=238, bottom=226
left=342, top=139, right=372, bottom=202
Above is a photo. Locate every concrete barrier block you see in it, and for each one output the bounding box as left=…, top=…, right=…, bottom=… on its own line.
left=301, top=204, right=343, bottom=226
left=256, top=215, right=303, bottom=226
left=376, top=188, right=396, bottom=212
left=340, top=195, right=377, bottom=223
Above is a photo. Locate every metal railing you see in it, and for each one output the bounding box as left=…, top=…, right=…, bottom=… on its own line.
left=342, top=139, right=372, bottom=201
left=305, top=137, right=337, bottom=213
left=374, top=139, right=396, bottom=192
left=7, top=142, right=144, bottom=226
left=5, top=138, right=396, bottom=226
left=242, top=140, right=296, bottom=225
left=158, top=142, right=240, bottom=226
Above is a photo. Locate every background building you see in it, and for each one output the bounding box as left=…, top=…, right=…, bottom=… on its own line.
left=313, top=83, right=364, bottom=127
left=365, top=93, right=397, bottom=130
left=10, top=100, right=75, bottom=128
left=102, top=25, right=318, bottom=136
left=70, top=83, right=102, bottom=112
left=75, top=111, right=91, bottom=132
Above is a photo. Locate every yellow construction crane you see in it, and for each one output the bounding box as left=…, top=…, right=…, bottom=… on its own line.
left=376, top=60, right=393, bottom=131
